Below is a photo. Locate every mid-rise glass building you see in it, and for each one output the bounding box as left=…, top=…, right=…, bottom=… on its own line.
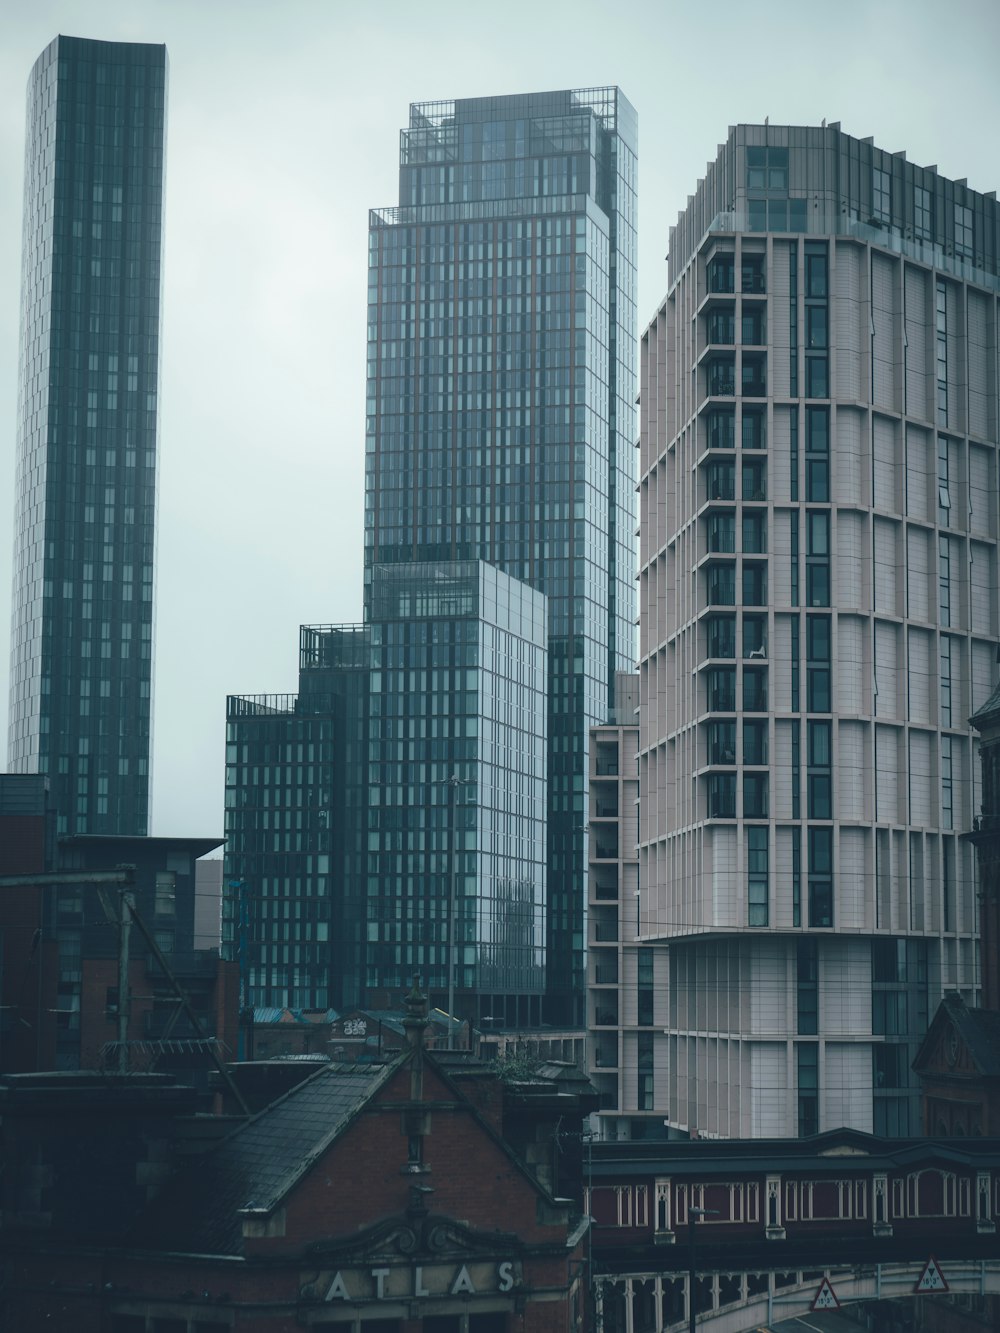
left=365, top=89, right=637, bottom=1020
left=7, top=36, right=167, bottom=836
left=225, top=562, right=548, bottom=1021
left=635, top=123, right=1000, bottom=1138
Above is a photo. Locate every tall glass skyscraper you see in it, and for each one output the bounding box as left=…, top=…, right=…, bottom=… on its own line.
left=365, top=89, right=638, bottom=1020
left=7, top=36, right=167, bottom=836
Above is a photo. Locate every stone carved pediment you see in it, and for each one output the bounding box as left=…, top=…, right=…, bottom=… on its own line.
left=305, top=1212, right=523, bottom=1263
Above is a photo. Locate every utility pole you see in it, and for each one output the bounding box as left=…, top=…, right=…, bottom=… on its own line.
left=116, top=889, right=135, bottom=1073
left=229, top=878, right=251, bottom=1060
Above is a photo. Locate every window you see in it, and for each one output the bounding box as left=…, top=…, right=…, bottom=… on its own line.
left=637, top=1032, right=654, bottom=1109
left=872, top=937, right=908, bottom=984
left=708, top=408, right=735, bottom=449
left=709, top=356, right=736, bottom=396
left=742, top=510, right=767, bottom=554
left=708, top=460, right=735, bottom=500
left=872, top=166, right=891, bottom=222
left=742, top=408, right=766, bottom=450
left=807, top=719, right=831, bottom=767
left=742, top=356, right=766, bottom=397
left=914, top=184, right=932, bottom=241
left=743, top=667, right=768, bottom=712
left=808, top=827, right=833, bottom=927
left=708, top=667, right=736, bottom=712
left=707, top=253, right=735, bottom=294
left=708, top=563, right=736, bottom=605
left=806, top=563, right=830, bottom=608
left=742, top=563, right=767, bottom=606
left=709, top=719, right=736, bottom=764
left=741, top=254, right=766, bottom=294
left=806, top=356, right=828, bottom=398
left=940, top=635, right=953, bottom=728
left=742, top=307, right=765, bottom=345
left=797, top=940, right=818, bottom=1034
left=637, top=949, right=654, bottom=1026
left=709, top=773, right=736, bottom=817
left=743, top=613, right=767, bottom=658
left=746, top=146, right=787, bottom=195
left=804, top=245, right=828, bottom=399
left=798, top=1044, right=819, bottom=1136
left=874, top=1043, right=908, bottom=1089
left=806, top=407, right=829, bottom=451
left=789, top=249, right=799, bottom=398
left=807, top=613, right=831, bottom=710
left=806, top=304, right=827, bottom=349
left=806, top=459, right=829, bottom=503
left=808, top=774, right=832, bottom=820
left=806, top=405, right=829, bottom=501
left=708, top=310, right=735, bottom=345
left=742, top=459, right=766, bottom=502
left=874, top=1096, right=911, bottom=1137
left=873, top=991, right=908, bottom=1036
left=954, top=202, right=973, bottom=259
left=154, top=871, right=176, bottom=917
left=937, top=434, right=951, bottom=525
left=744, top=771, right=768, bottom=818
left=806, top=510, right=830, bottom=607
left=748, top=826, right=769, bottom=927
left=744, top=719, right=768, bottom=765
left=791, top=616, right=801, bottom=715
left=708, top=614, right=736, bottom=659
left=708, top=511, right=736, bottom=552
left=939, top=535, right=951, bottom=627
left=936, top=282, right=949, bottom=425
left=805, top=251, right=827, bottom=298
left=941, top=735, right=954, bottom=830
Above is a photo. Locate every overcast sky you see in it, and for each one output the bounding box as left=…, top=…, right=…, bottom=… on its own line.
left=1, top=0, right=999, bottom=840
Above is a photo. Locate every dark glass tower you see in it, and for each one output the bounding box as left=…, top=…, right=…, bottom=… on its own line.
left=225, top=562, right=547, bottom=1020
left=365, top=89, right=637, bottom=1020
left=7, top=36, right=167, bottom=836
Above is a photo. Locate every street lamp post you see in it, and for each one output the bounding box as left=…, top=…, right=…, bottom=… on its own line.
left=687, top=1206, right=718, bottom=1333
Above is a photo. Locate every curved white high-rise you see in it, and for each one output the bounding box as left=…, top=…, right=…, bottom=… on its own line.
left=636, top=123, right=1000, bottom=1138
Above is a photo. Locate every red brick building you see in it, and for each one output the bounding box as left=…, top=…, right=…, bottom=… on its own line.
left=915, top=679, right=1000, bottom=1138
left=1, top=990, right=589, bottom=1333
left=913, top=992, right=1000, bottom=1136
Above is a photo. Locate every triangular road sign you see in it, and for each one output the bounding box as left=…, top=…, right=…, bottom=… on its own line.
left=811, top=1277, right=840, bottom=1311
left=914, top=1256, right=949, bottom=1293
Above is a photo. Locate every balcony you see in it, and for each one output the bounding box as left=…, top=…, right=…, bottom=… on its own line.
left=706, top=462, right=736, bottom=502
left=706, top=255, right=735, bottom=294
left=592, top=920, right=619, bottom=943
left=706, top=311, right=735, bottom=345
left=593, top=841, right=620, bottom=861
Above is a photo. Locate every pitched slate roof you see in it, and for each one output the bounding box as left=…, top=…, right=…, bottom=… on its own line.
left=945, top=994, right=1000, bottom=1076
left=139, top=1057, right=401, bottom=1255
left=970, top=675, right=1000, bottom=729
